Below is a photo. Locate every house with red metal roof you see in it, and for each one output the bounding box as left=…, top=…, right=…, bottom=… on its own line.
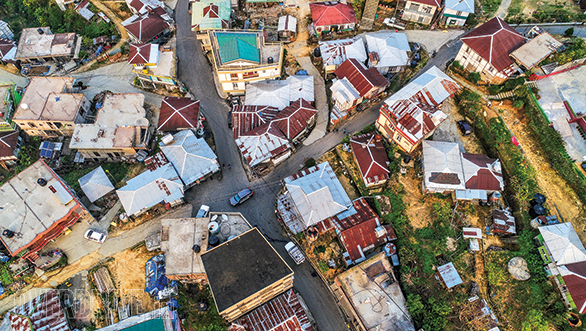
left=272, top=99, right=317, bottom=142
left=454, top=16, right=526, bottom=84
left=228, top=289, right=315, bottom=331
left=157, top=97, right=200, bottom=132
left=0, top=290, right=71, bottom=331
left=235, top=121, right=291, bottom=175
left=313, top=197, right=396, bottom=266
left=421, top=140, right=504, bottom=200
left=399, top=0, right=441, bottom=25
left=231, top=105, right=279, bottom=139
left=309, top=2, right=358, bottom=36
left=0, top=131, right=20, bottom=168
left=376, top=66, right=459, bottom=153
left=331, top=58, right=389, bottom=125
left=349, top=133, right=390, bottom=187
left=122, top=11, right=173, bottom=44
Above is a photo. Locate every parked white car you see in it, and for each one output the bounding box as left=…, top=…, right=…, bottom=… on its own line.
left=84, top=229, right=107, bottom=243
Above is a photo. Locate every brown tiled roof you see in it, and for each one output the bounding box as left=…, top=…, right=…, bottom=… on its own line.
left=128, top=43, right=152, bottom=64
left=349, top=133, right=390, bottom=185
left=157, top=97, right=200, bottom=131
left=429, top=172, right=461, bottom=185
left=563, top=261, right=586, bottom=313
left=460, top=16, right=526, bottom=71
left=272, top=99, right=317, bottom=139
left=316, top=197, right=377, bottom=233
left=0, top=38, right=16, bottom=59
left=339, top=219, right=396, bottom=262
left=0, top=131, right=19, bottom=159
left=334, top=58, right=389, bottom=97
left=228, top=289, right=315, bottom=331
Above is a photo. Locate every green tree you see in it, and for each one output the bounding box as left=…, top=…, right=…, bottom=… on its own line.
left=565, top=27, right=575, bottom=37
left=513, top=99, right=525, bottom=108
left=406, top=294, right=425, bottom=319
left=521, top=309, right=550, bottom=331
left=468, top=72, right=482, bottom=84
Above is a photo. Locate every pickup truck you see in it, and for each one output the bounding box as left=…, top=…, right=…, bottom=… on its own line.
left=285, top=242, right=305, bottom=265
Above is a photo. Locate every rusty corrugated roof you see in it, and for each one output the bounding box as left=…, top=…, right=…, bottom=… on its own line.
left=4, top=290, right=70, bottom=331
left=272, top=99, right=317, bottom=140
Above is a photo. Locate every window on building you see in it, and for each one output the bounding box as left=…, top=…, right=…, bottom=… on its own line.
left=242, top=71, right=259, bottom=79
left=232, top=83, right=239, bottom=90
left=456, top=10, right=462, bottom=16
left=107, top=153, right=114, bottom=158
left=114, top=152, right=121, bottom=157
left=465, top=46, right=469, bottom=53
left=395, top=134, right=402, bottom=142
left=422, top=6, right=432, bottom=13
left=409, top=3, right=420, bottom=11
left=28, top=122, right=36, bottom=128
left=93, top=152, right=100, bottom=157
left=230, top=73, right=238, bottom=79
left=53, top=122, right=62, bottom=129
left=488, top=67, right=495, bottom=73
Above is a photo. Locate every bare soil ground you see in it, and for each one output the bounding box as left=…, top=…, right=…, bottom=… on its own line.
left=108, top=244, right=158, bottom=313
left=398, top=168, right=439, bottom=229
left=520, top=0, right=581, bottom=18
left=103, top=1, right=133, bottom=20
left=495, top=101, right=585, bottom=238
left=318, top=149, right=361, bottom=200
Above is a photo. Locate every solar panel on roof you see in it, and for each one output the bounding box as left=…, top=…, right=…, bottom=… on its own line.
left=40, top=149, right=53, bottom=158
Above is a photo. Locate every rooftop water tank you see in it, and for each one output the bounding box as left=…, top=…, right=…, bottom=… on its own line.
left=161, top=133, right=174, bottom=145
left=208, top=222, right=220, bottom=235
left=208, top=235, right=219, bottom=247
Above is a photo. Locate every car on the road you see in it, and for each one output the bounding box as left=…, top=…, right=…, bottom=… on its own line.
left=196, top=205, right=210, bottom=218
left=84, top=229, right=107, bottom=243
left=228, top=110, right=233, bottom=129
left=230, top=188, right=253, bottom=206
left=457, top=120, right=472, bottom=136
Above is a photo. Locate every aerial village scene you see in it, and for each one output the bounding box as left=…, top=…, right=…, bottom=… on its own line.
left=1, top=0, right=586, bottom=330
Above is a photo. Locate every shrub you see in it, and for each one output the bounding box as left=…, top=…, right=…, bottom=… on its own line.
left=451, top=60, right=463, bottom=70
left=467, top=72, right=481, bottom=84
left=318, top=261, right=329, bottom=273
left=304, top=157, right=316, bottom=168
left=565, top=27, right=575, bottom=37
left=313, top=245, right=326, bottom=254
left=513, top=99, right=525, bottom=108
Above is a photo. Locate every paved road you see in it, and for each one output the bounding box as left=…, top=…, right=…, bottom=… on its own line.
left=495, top=0, right=512, bottom=19
left=173, top=1, right=349, bottom=330
left=515, top=23, right=586, bottom=38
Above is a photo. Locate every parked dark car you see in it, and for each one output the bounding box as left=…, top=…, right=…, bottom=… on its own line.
left=230, top=188, right=253, bottom=206
left=228, top=110, right=233, bottom=128
left=413, top=52, right=420, bottom=61
left=457, top=120, right=472, bottom=136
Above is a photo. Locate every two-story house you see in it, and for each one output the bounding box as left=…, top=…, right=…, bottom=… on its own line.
left=191, top=0, right=231, bottom=50
left=69, top=93, right=150, bottom=161
left=376, top=66, right=459, bottom=153
left=309, top=1, right=358, bottom=36
left=442, top=0, right=474, bottom=26
left=454, top=17, right=526, bottom=84
left=400, top=0, right=441, bottom=25
left=128, top=41, right=179, bottom=89
left=209, top=30, right=283, bottom=95
left=13, top=77, right=89, bottom=137
left=14, top=27, right=81, bottom=64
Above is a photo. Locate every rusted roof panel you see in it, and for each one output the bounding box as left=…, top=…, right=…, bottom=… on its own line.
left=4, top=290, right=70, bottom=331
left=334, top=58, right=389, bottom=97
left=272, top=99, right=317, bottom=140
left=232, top=105, right=279, bottom=139
left=158, top=97, right=200, bottom=132
left=349, top=133, right=390, bottom=185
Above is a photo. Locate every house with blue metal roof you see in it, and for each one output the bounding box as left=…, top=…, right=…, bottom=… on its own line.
left=208, top=30, right=284, bottom=95
left=442, top=0, right=474, bottom=26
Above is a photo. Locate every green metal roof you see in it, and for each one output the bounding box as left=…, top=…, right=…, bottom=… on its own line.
left=191, top=0, right=231, bottom=30
left=216, top=32, right=260, bottom=64
left=121, top=319, right=165, bottom=331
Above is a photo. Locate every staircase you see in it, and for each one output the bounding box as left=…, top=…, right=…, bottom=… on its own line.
left=361, top=0, right=380, bottom=30
left=487, top=81, right=539, bottom=100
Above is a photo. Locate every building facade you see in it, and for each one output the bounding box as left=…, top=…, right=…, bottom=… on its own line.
left=400, top=0, right=440, bottom=25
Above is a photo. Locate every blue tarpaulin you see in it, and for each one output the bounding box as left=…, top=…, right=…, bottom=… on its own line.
left=145, top=254, right=168, bottom=297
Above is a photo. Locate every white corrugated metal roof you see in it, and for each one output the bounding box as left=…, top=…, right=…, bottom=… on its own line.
left=116, top=163, right=184, bottom=215
left=331, top=77, right=360, bottom=104
left=438, top=262, right=463, bottom=289
left=160, top=130, right=219, bottom=187
left=319, top=37, right=367, bottom=68
left=539, top=223, right=586, bottom=266
left=385, top=66, right=457, bottom=107
left=235, top=122, right=291, bottom=167
left=288, top=75, right=314, bottom=102
left=78, top=166, right=115, bottom=202
left=278, top=15, right=297, bottom=32
left=422, top=140, right=466, bottom=191
left=245, top=80, right=290, bottom=110
left=283, top=161, right=352, bottom=229
left=365, top=32, right=410, bottom=69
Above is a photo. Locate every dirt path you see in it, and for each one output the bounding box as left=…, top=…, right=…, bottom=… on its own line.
left=497, top=102, right=584, bottom=235
left=73, top=0, right=130, bottom=74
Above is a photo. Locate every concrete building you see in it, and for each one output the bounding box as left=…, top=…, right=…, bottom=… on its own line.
left=0, top=160, right=92, bottom=261
left=13, top=77, right=89, bottom=138
left=14, top=27, right=81, bottom=63
left=376, top=66, right=459, bottom=153
left=455, top=17, right=526, bottom=84
left=70, top=93, right=150, bottom=161
left=442, top=0, right=474, bottom=26
left=161, top=212, right=252, bottom=282
left=201, top=227, right=294, bottom=322
left=335, top=253, right=414, bottom=331
left=510, top=32, right=562, bottom=70
left=399, top=0, right=441, bottom=25
left=208, top=31, right=283, bottom=95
